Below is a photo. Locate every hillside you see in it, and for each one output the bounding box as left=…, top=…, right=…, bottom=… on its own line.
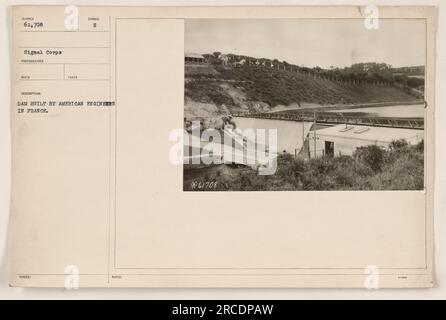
left=184, top=63, right=421, bottom=119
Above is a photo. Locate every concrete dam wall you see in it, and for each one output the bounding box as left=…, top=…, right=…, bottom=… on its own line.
left=232, top=117, right=313, bottom=155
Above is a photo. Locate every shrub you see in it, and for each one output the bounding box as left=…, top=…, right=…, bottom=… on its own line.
left=389, top=139, right=409, bottom=151
left=353, top=145, right=385, bottom=173
left=415, top=139, right=424, bottom=152
left=183, top=139, right=424, bottom=191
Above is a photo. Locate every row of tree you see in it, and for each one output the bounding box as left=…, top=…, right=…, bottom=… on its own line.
left=205, top=52, right=424, bottom=89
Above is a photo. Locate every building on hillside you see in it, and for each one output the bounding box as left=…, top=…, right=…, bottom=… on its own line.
left=219, top=54, right=230, bottom=66
left=410, top=88, right=424, bottom=99
left=185, top=53, right=206, bottom=64
left=308, top=124, right=423, bottom=157
left=234, top=59, right=246, bottom=67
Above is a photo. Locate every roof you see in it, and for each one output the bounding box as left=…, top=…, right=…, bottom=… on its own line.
left=185, top=53, right=205, bottom=59
left=311, top=124, right=423, bottom=144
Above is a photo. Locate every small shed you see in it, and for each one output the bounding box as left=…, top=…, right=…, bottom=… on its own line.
left=219, top=54, right=230, bottom=65
left=308, top=124, right=423, bottom=157
left=185, top=53, right=206, bottom=64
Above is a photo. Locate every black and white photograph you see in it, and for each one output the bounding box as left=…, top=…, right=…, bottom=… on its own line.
left=183, top=19, right=425, bottom=191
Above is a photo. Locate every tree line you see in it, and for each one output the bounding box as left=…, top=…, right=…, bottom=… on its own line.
left=203, top=52, right=424, bottom=90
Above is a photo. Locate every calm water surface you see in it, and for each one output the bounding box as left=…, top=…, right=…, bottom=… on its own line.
left=327, top=104, right=424, bottom=118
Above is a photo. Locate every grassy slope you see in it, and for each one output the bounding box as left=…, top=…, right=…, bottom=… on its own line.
left=185, top=65, right=418, bottom=110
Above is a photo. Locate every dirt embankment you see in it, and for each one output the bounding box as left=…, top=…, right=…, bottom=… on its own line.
left=184, top=75, right=270, bottom=129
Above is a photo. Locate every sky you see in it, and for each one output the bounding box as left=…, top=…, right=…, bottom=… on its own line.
left=185, top=19, right=425, bottom=69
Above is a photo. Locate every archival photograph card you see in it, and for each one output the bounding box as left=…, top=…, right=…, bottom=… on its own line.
left=9, top=5, right=436, bottom=288
left=183, top=18, right=426, bottom=191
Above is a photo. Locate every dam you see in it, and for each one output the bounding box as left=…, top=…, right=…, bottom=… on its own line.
left=232, top=117, right=313, bottom=155
left=232, top=104, right=424, bottom=158
left=184, top=104, right=424, bottom=168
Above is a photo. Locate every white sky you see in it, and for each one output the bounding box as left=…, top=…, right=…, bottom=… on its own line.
left=185, top=19, right=426, bottom=68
